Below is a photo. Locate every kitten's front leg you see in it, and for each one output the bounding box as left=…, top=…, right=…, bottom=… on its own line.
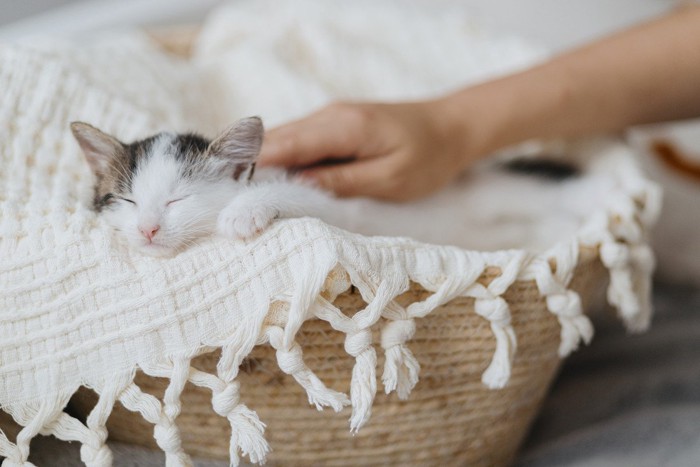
left=217, top=200, right=279, bottom=239
left=217, top=181, right=331, bottom=240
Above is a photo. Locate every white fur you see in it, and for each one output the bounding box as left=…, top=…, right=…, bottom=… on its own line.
left=106, top=136, right=618, bottom=257
left=217, top=179, right=330, bottom=239
left=238, top=166, right=616, bottom=253
left=110, top=167, right=614, bottom=258
left=104, top=135, right=239, bottom=256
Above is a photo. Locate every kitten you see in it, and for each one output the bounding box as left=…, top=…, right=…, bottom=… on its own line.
left=72, top=116, right=593, bottom=257
left=71, top=117, right=330, bottom=257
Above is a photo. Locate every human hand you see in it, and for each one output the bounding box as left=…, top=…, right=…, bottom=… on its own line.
left=258, top=101, right=487, bottom=201
left=260, top=5, right=700, bottom=202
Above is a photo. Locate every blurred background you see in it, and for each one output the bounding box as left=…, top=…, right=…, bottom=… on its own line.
left=0, top=0, right=678, bottom=51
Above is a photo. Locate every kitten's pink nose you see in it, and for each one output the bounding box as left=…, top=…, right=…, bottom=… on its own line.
left=139, top=225, right=160, bottom=242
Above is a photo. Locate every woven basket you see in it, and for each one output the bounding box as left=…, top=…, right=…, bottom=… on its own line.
left=70, top=256, right=605, bottom=466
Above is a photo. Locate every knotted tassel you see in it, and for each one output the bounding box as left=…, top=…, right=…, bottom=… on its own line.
left=79, top=443, right=112, bottom=467
left=41, top=410, right=114, bottom=467
left=153, top=424, right=192, bottom=467
left=159, top=357, right=194, bottom=467
left=1, top=429, right=35, bottom=467
left=345, top=328, right=377, bottom=432
left=118, top=383, right=192, bottom=467
left=211, top=381, right=269, bottom=466
left=546, top=290, right=593, bottom=357
left=1, top=460, right=36, bottom=467
left=80, top=373, right=134, bottom=467
left=474, top=297, right=517, bottom=389
left=627, top=243, right=655, bottom=332
left=3, top=394, right=72, bottom=467
left=530, top=246, right=593, bottom=357
left=266, top=326, right=350, bottom=412
left=381, top=318, right=420, bottom=399
left=600, top=240, right=643, bottom=326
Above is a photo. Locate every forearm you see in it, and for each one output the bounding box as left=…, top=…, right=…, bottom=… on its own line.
left=436, top=5, right=700, bottom=163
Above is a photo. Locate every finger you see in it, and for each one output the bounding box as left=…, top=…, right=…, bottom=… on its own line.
left=259, top=106, right=365, bottom=168
left=301, top=157, right=397, bottom=199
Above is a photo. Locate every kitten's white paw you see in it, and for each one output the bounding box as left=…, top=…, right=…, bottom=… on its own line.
left=218, top=204, right=279, bottom=240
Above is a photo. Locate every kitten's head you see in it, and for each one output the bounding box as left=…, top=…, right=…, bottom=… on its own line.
left=71, top=117, right=263, bottom=257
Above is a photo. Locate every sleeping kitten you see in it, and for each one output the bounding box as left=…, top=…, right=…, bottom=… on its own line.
left=71, top=117, right=330, bottom=256
left=72, top=116, right=592, bottom=257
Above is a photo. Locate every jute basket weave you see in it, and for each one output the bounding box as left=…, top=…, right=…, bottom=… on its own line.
left=69, top=245, right=606, bottom=466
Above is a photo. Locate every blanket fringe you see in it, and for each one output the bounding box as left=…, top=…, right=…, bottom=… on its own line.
left=187, top=370, right=269, bottom=466
left=0, top=172, right=661, bottom=467
left=381, top=318, right=420, bottom=399
left=265, top=326, right=350, bottom=412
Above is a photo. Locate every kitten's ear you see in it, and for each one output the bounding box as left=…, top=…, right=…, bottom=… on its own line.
left=208, top=116, right=263, bottom=180
left=70, top=122, right=125, bottom=176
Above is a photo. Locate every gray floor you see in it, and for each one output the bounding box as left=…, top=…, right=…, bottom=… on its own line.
left=520, top=282, right=700, bottom=467
left=0, top=0, right=673, bottom=52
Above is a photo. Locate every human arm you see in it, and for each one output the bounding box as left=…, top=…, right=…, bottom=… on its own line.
left=259, top=5, right=700, bottom=201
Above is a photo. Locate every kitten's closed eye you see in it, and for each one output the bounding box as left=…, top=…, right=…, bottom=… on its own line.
left=166, top=197, right=187, bottom=207
left=99, top=193, right=115, bottom=206
left=101, top=193, right=135, bottom=207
